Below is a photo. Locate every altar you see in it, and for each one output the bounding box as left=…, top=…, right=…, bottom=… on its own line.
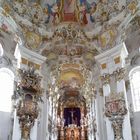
left=57, top=107, right=88, bottom=140
left=65, top=124, right=80, bottom=140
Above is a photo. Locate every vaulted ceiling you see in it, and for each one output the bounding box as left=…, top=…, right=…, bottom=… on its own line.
left=0, top=0, right=140, bottom=105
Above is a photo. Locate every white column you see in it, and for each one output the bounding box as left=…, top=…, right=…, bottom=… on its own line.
left=30, top=120, right=38, bottom=140
left=90, top=99, right=94, bottom=140
left=95, top=98, right=100, bottom=140
left=12, top=109, right=21, bottom=140
left=117, top=79, right=132, bottom=140
left=46, top=98, right=49, bottom=140
left=102, top=85, right=114, bottom=140
left=95, top=43, right=132, bottom=140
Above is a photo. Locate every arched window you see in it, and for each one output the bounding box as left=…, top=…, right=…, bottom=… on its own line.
left=0, top=68, right=14, bottom=112
left=130, top=66, right=140, bottom=112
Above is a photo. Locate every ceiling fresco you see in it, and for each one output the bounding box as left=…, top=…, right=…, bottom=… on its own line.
left=0, top=0, right=140, bottom=104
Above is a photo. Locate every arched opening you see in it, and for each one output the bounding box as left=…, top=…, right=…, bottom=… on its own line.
left=0, top=68, right=14, bottom=112
left=129, top=66, right=140, bottom=112
left=25, top=94, right=33, bottom=101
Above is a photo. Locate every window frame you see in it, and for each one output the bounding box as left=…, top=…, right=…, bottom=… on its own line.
left=129, top=66, right=140, bottom=112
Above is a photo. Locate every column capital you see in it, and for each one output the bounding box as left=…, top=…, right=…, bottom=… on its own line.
left=100, top=74, right=111, bottom=85
left=113, top=68, right=126, bottom=82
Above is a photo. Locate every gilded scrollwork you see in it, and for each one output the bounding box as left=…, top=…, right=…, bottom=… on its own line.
left=100, top=73, right=110, bottom=85
left=18, top=68, right=42, bottom=95
left=105, top=93, right=127, bottom=140
left=111, top=118, right=123, bottom=140
left=113, top=68, right=126, bottom=82
left=16, top=67, right=42, bottom=139
left=43, top=23, right=97, bottom=44
left=17, top=100, right=38, bottom=139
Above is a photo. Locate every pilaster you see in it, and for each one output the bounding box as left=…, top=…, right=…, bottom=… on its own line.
left=95, top=43, right=132, bottom=140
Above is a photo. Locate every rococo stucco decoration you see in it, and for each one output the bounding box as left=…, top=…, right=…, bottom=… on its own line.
left=16, top=67, right=42, bottom=139
left=105, top=93, right=127, bottom=140
left=0, top=0, right=139, bottom=53
left=113, top=68, right=126, bottom=82
left=0, top=0, right=140, bottom=139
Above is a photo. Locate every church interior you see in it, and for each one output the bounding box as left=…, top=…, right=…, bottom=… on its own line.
left=0, top=0, right=140, bottom=140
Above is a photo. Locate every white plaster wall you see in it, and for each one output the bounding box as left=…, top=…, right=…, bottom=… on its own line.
left=12, top=110, right=21, bottom=140
left=123, top=114, right=133, bottom=140
left=96, top=95, right=107, bottom=140
left=105, top=118, right=114, bottom=140
left=133, top=112, right=140, bottom=140
left=30, top=120, right=38, bottom=140
left=0, top=111, right=11, bottom=140
left=37, top=98, right=48, bottom=140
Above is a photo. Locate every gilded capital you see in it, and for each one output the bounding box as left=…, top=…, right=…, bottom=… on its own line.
left=113, top=68, right=126, bottom=82
left=100, top=74, right=110, bottom=85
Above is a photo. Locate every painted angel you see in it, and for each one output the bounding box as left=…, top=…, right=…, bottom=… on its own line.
left=51, top=3, right=60, bottom=25
left=78, top=2, right=88, bottom=25
left=90, top=2, right=97, bottom=23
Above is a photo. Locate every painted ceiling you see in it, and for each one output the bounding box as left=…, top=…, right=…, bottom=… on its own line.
left=0, top=0, right=140, bottom=104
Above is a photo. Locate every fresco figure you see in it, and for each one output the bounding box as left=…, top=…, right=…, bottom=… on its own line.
left=79, top=2, right=88, bottom=25
left=51, top=3, right=60, bottom=25
left=64, top=0, right=75, bottom=13
left=90, top=2, right=97, bottom=23
left=63, top=0, right=77, bottom=21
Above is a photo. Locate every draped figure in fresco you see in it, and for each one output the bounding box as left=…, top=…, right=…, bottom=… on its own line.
left=62, top=0, right=78, bottom=21
left=43, top=0, right=97, bottom=25
left=62, top=0, right=88, bottom=23
left=64, top=0, right=76, bottom=14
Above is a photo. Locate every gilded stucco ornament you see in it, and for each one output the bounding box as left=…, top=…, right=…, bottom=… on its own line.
left=105, top=93, right=127, bottom=117
left=105, top=93, right=127, bottom=140
left=16, top=67, right=43, bottom=139
left=43, top=23, right=98, bottom=44
left=113, top=68, right=126, bottom=82
left=25, top=31, right=42, bottom=49
left=127, top=1, right=138, bottom=14
left=100, top=73, right=110, bottom=85
left=17, top=100, right=38, bottom=139
left=111, top=118, right=124, bottom=140
left=2, top=3, right=11, bottom=17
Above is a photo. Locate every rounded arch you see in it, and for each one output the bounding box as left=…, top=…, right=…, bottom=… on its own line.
left=0, top=68, right=14, bottom=112
left=129, top=66, right=140, bottom=112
